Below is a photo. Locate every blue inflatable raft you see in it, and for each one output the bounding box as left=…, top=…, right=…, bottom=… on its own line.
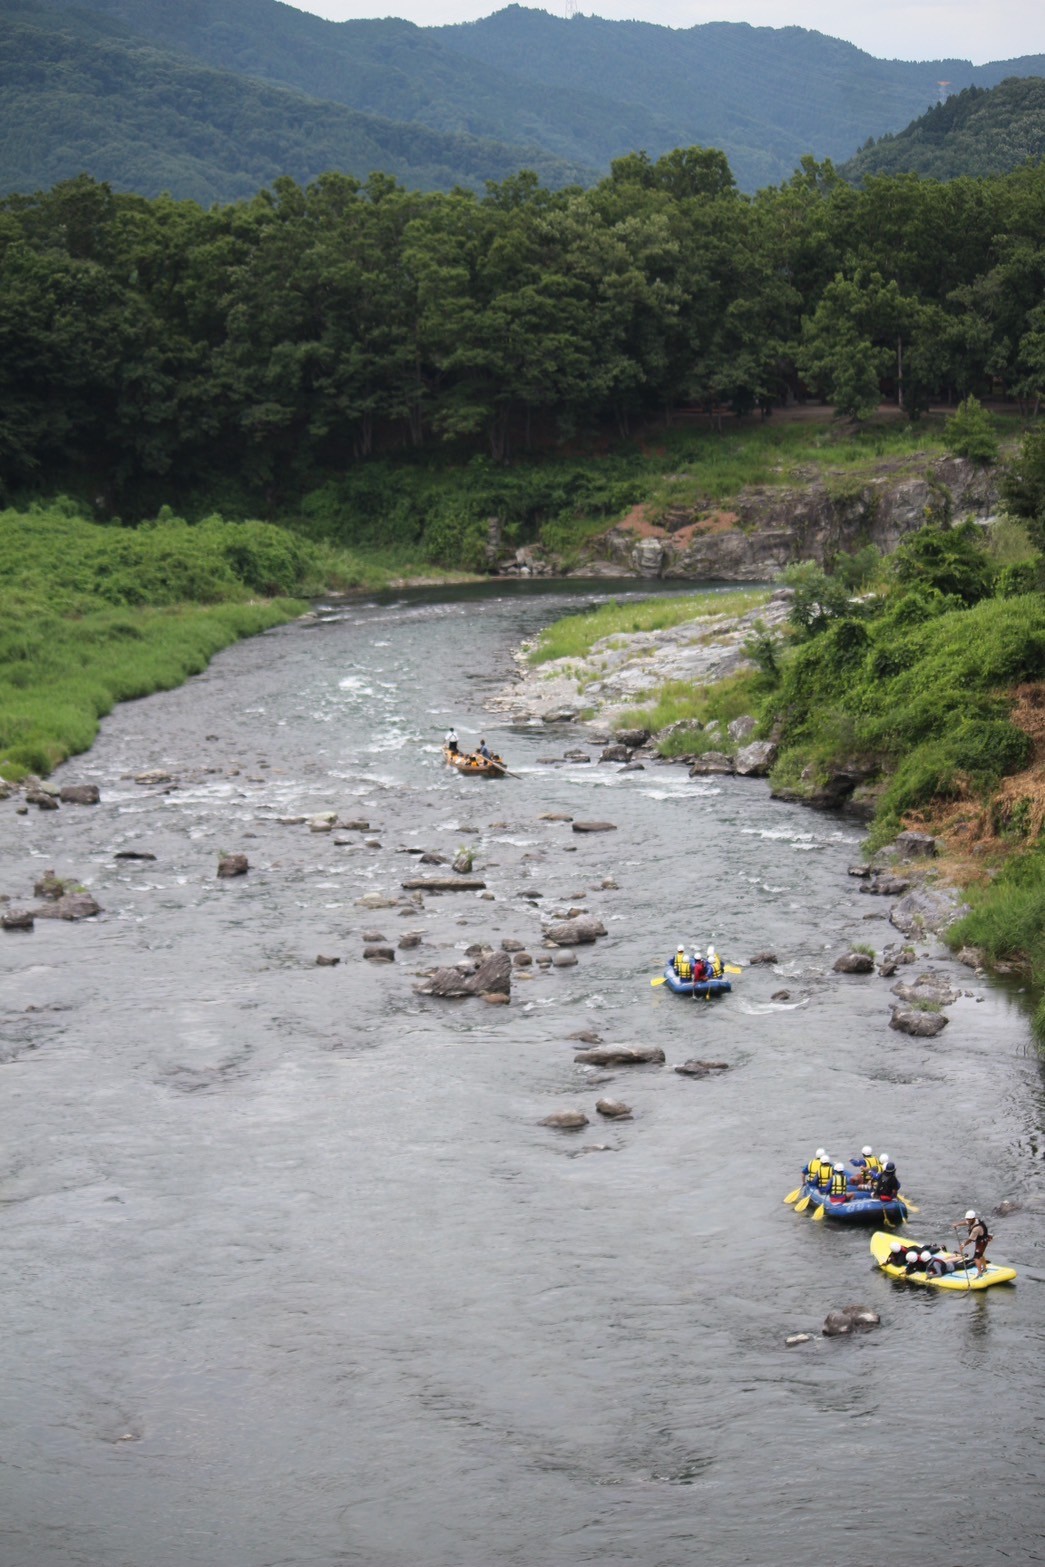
left=662, top=964, right=732, bottom=998
left=796, top=1180, right=907, bottom=1225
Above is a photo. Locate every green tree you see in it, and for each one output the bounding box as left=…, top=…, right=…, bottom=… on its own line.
left=942, top=395, right=999, bottom=464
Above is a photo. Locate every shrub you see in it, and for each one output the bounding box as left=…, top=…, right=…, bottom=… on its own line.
left=942, top=396, right=999, bottom=465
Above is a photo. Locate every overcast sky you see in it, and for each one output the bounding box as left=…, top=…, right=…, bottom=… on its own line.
left=289, top=1, right=1045, bottom=66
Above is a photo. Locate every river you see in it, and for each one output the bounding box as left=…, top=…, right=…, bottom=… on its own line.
left=1, top=581, right=1042, bottom=1567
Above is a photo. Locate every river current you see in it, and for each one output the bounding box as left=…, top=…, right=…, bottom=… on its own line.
left=1, top=581, right=1042, bottom=1567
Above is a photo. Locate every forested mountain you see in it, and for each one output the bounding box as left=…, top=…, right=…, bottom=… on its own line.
left=0, top=3, right=589, bottom=201
left=3, top=0, right=1045, bottom=201
left=841, top=78, right=1045, bottom=183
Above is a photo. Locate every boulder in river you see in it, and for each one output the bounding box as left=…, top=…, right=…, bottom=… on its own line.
left=543, top=915, right=606, bottom=945
left=414, top=950, right=511, bottom=998
left=571, top=820, right=616, bottom=833
left=2, top=908, right=35, bottom=931
left=539, top=1111, right=589, bottom=1130
left=34, top=892, right=102, bottom=920
left=217, top=853, right=249, bottom=878
left=822, top=1303, right=880, bottom=1336
left=401, top=876, right=486, bottom=892
left=889, top=1005, right=948, bottom=1037
left=748, top=951, right=778, bottom=965
left=688, top=751, right=734, bottom=775
left=595, top=1098, right=632, bottom=1118
left=59, top=784, right=100, bottom=805
left=573, top=1044, right=665, bottom=1066
left=833, top=951, right=874, bottom=974
left=673, top=1059, right=731, bottom=1077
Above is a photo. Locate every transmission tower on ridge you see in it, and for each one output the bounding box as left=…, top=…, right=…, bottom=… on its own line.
left=564, top=0, right=578, bottom=17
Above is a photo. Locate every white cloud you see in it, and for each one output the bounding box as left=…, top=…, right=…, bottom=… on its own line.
left=290, top=1, right=1045, bottom=66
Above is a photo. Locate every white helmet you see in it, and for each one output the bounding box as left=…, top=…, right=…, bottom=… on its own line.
left=677, top=945, right=685, bottom=953
left=879, top=1154, right=890, bottom=1165
left=861, top=1146, right=874, bottom=1156
left=833, top=1163, right=845, bottom=1172
left=815, top=1148, right=826, bottom=1159
left=890, top=1241, right=904, bottom=1253
left=905, top=1251, right=919, bottom=1263
left=965, top=1209, right=977, bottom=1220
left=919, top=1250, right=932, bottom=1262
left=707, top=944, right=716, bottom=957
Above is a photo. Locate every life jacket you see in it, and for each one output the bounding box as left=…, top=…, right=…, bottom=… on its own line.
left=692, top=959, right=707, bottom=982
left=876, top=1171, right=900, bottom=1198
left=709, top=953, right=723, bottom=978
left=807, top=1156, right=823, bottom=1184
left=818, top=1162, right=834, bottom=1190
left=863, top=1154, right=883, bottom=1173
left=830, top=1168, right=849, bottom=1197
left=676, top=956, right=691, bottom=979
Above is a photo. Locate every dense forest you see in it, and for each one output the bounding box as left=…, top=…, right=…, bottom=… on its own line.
left=842, top=78, right=1045, bottom=183
left=2, top=155, right=1045, bottom=529
left=4, top=0, right=1045, bottom=200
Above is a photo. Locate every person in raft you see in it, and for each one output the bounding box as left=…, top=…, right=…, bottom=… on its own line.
left=672, top=945, right=692, bottom=980
left=954, top=1210, right=992, bottom=1276
left=477, top=738, right=493, bottom=760
left=829, top=1163, right=850, bottom=1198
left=872, top=1159, right=901, bottom=1200
left=705, top=945, right=724, bottom=979
left=691, top=947, right=709, bottom=982
left=445, top=727, right=459, bottom=754
left=850, top=1146, right=883, bottom=1185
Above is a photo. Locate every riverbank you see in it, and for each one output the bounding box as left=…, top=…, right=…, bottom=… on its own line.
left=490, top=570, right=1045, bottom=1044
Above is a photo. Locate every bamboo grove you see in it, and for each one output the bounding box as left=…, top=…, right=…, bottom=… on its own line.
left=2, top=149, right=1045, bottom=517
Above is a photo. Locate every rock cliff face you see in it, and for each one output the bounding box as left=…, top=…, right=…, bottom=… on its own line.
left=586, top=456, right=999, bottom=581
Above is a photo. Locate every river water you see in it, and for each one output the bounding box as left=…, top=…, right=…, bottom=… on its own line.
left=1, top=581, right=1042, bottom=1567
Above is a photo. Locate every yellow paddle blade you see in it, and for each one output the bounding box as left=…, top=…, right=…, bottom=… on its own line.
left=811, top=1204, right=826, bottom=1221
left=650, top=976, right=666, bottom=986
left=784, top=1188, right=801, bottom=1205
left=724, top=964, right=742, bottom=974
left=903, top=1200, right=919, bottom=1213
left=794, top=1194, right=811, bottom=1213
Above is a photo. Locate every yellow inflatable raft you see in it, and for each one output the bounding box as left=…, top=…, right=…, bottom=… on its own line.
left=870, top=1231, right=1017, bottom=1290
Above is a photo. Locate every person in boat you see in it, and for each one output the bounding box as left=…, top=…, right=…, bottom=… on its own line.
left=829, top=1163, right=850, bottom=1198
left=477, top=738, right=493, bottom=760
left=705, top=945, right=724, bottom=979
left=954, top=1210, right=992, bottom=1276
left=872, top=1159, right=901, bottom=1200
left=816, top=1154, right=835, bottom=1191
left=923, top=1249, right=960, bottom=1277
left=672, top=945, right=693, bottom=980
left=691, top=948, right=709, bottom=982
left=804, top=1148, right=829, bottom=1185
left=902, top=1249, right=924, bottom=1275
left=445, top=727, right=459, bottom=754
left=850, top=1146, right=883, bottom=1185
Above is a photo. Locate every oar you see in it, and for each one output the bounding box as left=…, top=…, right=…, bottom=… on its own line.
left=650, top=976, right=666, bottom=986
left=784, top=1188, right=802, bottom=1205
left=794, top=1193, right=812, bottom=1213
left=724, top=964, right=743, bottom=975
left=811, top=1203, right=826, bottom=1221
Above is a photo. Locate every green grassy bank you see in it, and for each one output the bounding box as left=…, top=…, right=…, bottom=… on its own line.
left=0, top=501, right=438, bottom=779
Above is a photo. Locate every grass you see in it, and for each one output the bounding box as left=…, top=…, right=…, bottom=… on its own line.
left=526, top=588, right=770, bottom=665
left=616, top=672, right=765, bottom=751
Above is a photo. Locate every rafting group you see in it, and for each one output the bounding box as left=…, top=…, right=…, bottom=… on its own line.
left=786, top=1145, right=1017, bottom=1290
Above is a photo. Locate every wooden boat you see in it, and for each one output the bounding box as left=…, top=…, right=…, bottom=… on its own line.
left=443, top=745, right=507, bottom=778
left=870, top=1230, right=1017, bottom=1289
left=661, top=963, right=731, bottom=998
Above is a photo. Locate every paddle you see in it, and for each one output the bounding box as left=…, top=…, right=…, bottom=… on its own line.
left=724, top=964, right=742, bottom=975
left=650, top=976, right=666, bottom=986
left=811, top=1203, right=826, bottom=1221
left=784, top=1188, right=801, bottom=1205
left=794, top=1193, right=812, bottom=1213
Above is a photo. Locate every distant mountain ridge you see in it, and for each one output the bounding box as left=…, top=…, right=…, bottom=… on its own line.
left=2, top=0, right=1044, bottom=201
left=841, top=76, right=1045, bottom=182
